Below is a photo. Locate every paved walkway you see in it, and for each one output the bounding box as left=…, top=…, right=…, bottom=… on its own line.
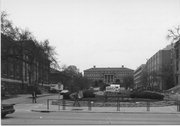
left=1, top=93, right=52, bottom=104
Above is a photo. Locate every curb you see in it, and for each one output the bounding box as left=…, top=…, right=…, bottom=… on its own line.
left=31, top=109, right=180, bottom=114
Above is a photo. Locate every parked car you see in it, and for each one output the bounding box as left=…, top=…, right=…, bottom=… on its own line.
left=1, top=104, right=15, bottom=118
left=49, top=83, right=63, bottom=93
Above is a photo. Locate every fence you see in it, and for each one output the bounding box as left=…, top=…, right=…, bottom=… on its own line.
left=46, top=96, right=180, bottom=112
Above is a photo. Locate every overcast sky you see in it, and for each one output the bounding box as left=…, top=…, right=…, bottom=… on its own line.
left=2, top=0, right=180, bottom=72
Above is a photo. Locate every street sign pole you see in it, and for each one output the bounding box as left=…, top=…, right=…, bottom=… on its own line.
left=57, top=82, right=63, bottom=111
left=58, top=91, right=60, bottom=110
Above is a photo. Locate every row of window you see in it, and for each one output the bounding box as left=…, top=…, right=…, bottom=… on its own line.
left=2, top=59, right=49, bottom=82
left=85, top=72, right=132, bottom=77
left=2, top=59, right=22, bottom=80
left=85, top=71, right=133, bottom=74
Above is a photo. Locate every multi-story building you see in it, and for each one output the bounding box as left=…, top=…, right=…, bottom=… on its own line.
left=146, top=45, right=173, bottom=90
left=174, top=40, right=180, bottom=86
left=1, top=34, right=50, bottom=94
left=134, top=64, right=146, bottom=89
left=84, top=66, right=134, bottom=86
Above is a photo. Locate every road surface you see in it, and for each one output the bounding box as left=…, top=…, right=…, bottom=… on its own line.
left=2, top=110, right=180, bottom=125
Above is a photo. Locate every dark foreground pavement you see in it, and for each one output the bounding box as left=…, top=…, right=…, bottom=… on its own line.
left=2, top=110, right=180, bottom=125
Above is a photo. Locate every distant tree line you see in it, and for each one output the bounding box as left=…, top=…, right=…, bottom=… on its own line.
left=51, top=65, right=93, bottom=92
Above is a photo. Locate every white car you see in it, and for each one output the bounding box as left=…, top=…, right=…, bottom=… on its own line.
left=49, top=83, right=63, bottom=92
left=60, top=90, right=69, bottom=94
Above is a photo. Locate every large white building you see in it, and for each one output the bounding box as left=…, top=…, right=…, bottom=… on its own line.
left=84, top=66, right=134, bottom=85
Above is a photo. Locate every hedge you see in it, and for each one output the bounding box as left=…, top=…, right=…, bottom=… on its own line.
left=130, top=91, right=164, bottom=100
left=83, top=90, right=95, bottom=98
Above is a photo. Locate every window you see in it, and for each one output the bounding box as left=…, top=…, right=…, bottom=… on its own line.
left=176, top=76, right=178, bottom=84
left=15, top=61, right=21, bottom=79
left=25, top=63, right=28, bottom=81
left=14, top=47, right=21, bottom=58
left=9, top=62, right=14, bottom=78
left=176, top=49, right=179, bottom=59
left=2, top=60, right=8, bottom=76
left=2, top=48, right=7, bottom=55
left=176, top=61, right=179, bottom=71
left=9, top=48, right=14, bottom=55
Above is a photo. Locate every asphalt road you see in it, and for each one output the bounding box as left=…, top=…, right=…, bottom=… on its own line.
left=2, top=110, right=180, bottom=125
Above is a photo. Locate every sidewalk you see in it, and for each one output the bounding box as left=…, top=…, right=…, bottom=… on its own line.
left=1, top=93, right=52, bottom=104
left=31, top=104, right=180, bottom=114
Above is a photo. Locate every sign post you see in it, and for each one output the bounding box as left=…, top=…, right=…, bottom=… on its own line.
left=57, top=82, right=63, bottom=111
left=58, top=91, right=60, bottom=110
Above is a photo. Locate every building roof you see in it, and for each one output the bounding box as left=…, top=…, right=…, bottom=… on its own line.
left=134, top=64, right=146, bottom=74
left=84, top=67, right=134, bottom=72
left=162, top=44, right=173, bottom=50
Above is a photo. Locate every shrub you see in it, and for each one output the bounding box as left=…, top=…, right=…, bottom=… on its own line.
left=83, top=90, right=95, bottom=98
left=49, top=89, right=58, bottom=93
left=62, top=92, right=71, bottom=99
left=27, top=86, right=42, bottom=94
left=35, top=88, right=42, bottom=95
left=130, top=91, right=164, bottom=100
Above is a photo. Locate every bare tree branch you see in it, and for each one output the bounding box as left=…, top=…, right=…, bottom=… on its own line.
left=175, top=25, right=180, bottom=36
left=167, top=26, right=180, bottom=43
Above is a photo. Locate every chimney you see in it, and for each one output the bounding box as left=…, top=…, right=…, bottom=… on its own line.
left=93, top=65, right=96, bottom=68
left=122, top=65, right=124, bottom=68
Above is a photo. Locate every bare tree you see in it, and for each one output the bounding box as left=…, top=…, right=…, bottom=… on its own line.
left=1, top=11, right=35, bottom=41
left=167, top=25, right=180, bottom=43
left=1, top=11, right=15, bottom=39
left=40, top=39, right=60, bottom=70
left=63, top=65, right=80, bottom=77
left=123, top=75, right=134, bottom=89
left=1, top=11, right=60, bottom=92
left=16, top=28, right=35, bottom=41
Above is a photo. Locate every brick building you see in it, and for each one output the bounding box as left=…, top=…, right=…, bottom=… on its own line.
left=1, top=34, right=50, bottom=94
left=84, top=66, right=134, bottom=86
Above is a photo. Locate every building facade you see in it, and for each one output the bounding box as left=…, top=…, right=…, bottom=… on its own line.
left=1, top=34, right=50, bottom=94
left=146, top=45, right=173, bottom=90
left=134, top=64, right=146, bottom=89
left=174, top=40, right=180, bottom=86
left=84, top=66, right=134, bottom=86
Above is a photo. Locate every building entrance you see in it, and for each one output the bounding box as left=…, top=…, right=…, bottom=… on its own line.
left=104, top=75, right=114, bottom=84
